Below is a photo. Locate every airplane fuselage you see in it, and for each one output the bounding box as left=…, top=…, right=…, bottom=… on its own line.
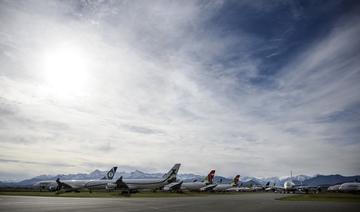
left=212, top=184, right=233, bottom=192
left=44, top=177, right=173, bottom=192
left=181, top=182, right=208, bottom=191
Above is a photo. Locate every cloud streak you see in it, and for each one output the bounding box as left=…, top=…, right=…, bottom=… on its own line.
left=0, top=0, right=359, bottom=180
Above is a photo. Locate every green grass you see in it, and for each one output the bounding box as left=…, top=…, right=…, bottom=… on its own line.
left=277, top=192, right=360, bottom=202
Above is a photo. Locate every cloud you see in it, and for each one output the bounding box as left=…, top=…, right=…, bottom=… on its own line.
left=0, top=0, right=359, bottom=180
left=0, top=158, right=74, bottom=167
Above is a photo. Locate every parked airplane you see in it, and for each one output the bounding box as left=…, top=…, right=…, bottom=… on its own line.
left=163, top=170, right=216, bottom=192
left=328, top=182, right=360, bottom=192
left=55, top=164, right=181, bottom=193
left=212, top=175, right=240, bottom=192
left=104, top=163, right=181, bottom=194
left=339, top=182, right=360, bottom=192
left=283, top=180, right=296, bottom=193
left=266, top=179, right=311, bottom=193
left=266, top=181, right=320, bottom=193
left=33, top=166, right=117, bottom=191
left=265, top=175, right=319, bottom=194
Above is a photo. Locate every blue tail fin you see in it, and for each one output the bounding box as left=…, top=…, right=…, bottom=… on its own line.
left=102, top=167, right=117, bottom=180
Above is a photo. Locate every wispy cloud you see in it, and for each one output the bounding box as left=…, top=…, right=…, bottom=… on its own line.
left=0, top=0, right=359, bottom=180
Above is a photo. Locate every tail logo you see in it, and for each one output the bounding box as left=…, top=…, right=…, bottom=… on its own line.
left=106, top=167, right=117, bottom=180
left=108, top=171, right=114, bottom=178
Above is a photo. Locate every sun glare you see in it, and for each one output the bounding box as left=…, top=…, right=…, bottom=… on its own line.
left=40, top=44, right=91, bottom=98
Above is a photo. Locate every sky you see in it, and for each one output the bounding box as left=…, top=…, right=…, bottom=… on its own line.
left=0, top=0, right=360, bottom=181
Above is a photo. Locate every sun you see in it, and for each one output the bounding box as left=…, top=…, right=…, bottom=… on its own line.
left=40, top=44, right=91, bottom=98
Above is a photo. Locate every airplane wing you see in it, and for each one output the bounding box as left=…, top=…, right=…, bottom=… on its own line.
left=295, top=185, right=320, bottom=193
left=115, top=176, right=129, bottom=190
left=265, top=186, right=284, bottom=192
left=163, top=181, right=183, bottom=191
left=200, top=184, right=217, bottom=191
left=55, top=178, right=77, bottom=191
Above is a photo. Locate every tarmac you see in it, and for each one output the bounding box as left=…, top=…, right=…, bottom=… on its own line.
left=0, top=193, right=359, bottom=212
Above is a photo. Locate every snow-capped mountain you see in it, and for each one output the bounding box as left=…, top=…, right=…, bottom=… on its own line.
left=303, top=174, right=360, bottom=186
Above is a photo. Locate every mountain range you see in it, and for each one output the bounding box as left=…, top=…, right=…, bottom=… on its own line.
left=0, top=170, right=359, bottom=188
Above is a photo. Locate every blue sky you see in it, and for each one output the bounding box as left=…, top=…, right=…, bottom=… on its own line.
left=0, top=0, right=359, bottom=180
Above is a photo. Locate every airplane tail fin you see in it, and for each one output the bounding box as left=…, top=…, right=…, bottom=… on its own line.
left=115, top=176, right=129, bottom=190
left=265, top=181, right=270, bottom=188
left=204, top=170, right=215, bottom=184
left=55, top=178, right=72, bottom=191
left=231, top=175, right=240, bottom=186
left=163, top=163, right=181, bottom=183
left=102, top=167, right=117, bottom=180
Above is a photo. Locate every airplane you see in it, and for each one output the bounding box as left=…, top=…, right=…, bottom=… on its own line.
left=104, top=163, right=181, bottom=194
left=212, top=175, right=240, bottom=192
left=265, top=172, right=319, bottom=194
left=265, top=179, right=305, bottom=193
left=283, top=179, right=296, bottom=193
left=262, top=170, right=298, bottom=193
left=327, top=184, right=341, bottom=192
left=55, top=164, right=181, bottom=194
left=33, top=166, right=118, bottom=191
left=339, top=182, right=360, bottom=192
left=163, top=170, right=216, bottom=192
left=265, top=181, right=320, bottom=193
left=328, top=182, right=360, bottom=192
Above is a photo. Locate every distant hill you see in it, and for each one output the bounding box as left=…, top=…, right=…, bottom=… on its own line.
left=254, top=175, right=312, bottom=186
left=303, top=174, right=360, bottom=186
left=0, top=181, right=17, bottom=187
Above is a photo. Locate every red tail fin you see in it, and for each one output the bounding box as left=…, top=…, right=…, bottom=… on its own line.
left=207, top=170, right=216, bottom=183
left=234, top=175, right=240, bottom=184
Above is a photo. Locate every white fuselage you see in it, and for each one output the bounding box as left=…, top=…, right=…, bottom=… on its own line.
left=235, top=187, right=251, bottom=192
left=38, top=178, right=172, bottom=191
left=213, top=184, right=233, bottom=192
left=328, top=184, right=341, bottom=191
left=33, top=181, right=58, bottom=191
left=181, top=182, right=208, bottom=191
left=284, top=180, right=295, bottom=191
left=33, top=178, right=171, bottom=191
left=339, top=182, right=360, bottom=192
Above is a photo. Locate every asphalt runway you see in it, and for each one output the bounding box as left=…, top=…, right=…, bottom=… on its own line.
left=0, top=193, right=359, bottom=212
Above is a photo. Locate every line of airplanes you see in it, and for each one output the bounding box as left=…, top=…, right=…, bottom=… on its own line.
left=33, top=164, right=360, bottom=194
left=33, top=164, right=241, bottom=194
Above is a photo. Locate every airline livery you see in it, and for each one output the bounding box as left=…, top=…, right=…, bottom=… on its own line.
left=213, top=175, right=240, bottom=192
left=164, top=170, right=216, bottom=192
left=33, top=166, right=118, bottom=192
left=54, top=164, right=181, bottom=193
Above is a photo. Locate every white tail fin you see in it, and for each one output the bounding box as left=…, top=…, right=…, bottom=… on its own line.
left=163, top=164, right=181, bottom=183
